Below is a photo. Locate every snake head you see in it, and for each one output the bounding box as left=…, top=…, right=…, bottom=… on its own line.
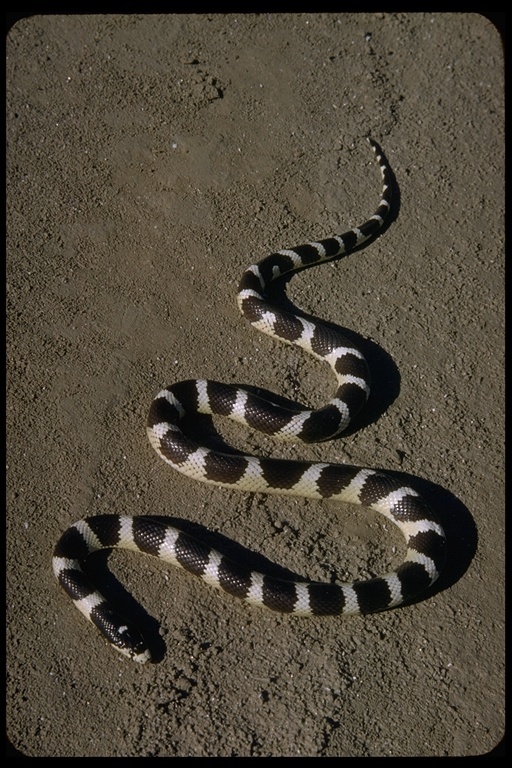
left=91, top=607, right=152, bottom=663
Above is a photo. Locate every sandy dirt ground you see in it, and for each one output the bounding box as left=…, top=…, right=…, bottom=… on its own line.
left=6, top=13, right=504, bottom=757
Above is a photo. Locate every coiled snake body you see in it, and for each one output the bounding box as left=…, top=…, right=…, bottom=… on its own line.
left=53, top=140, right=446, bottom=663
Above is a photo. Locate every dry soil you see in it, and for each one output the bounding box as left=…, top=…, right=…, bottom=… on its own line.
left=6, top=12, right=504, bottom=757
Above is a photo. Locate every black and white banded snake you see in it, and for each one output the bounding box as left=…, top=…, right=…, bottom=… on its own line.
left=53, top=139, right=446, bottom=662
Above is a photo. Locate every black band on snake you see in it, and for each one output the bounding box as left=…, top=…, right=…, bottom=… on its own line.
left=53, top=139, right=446, bottom=663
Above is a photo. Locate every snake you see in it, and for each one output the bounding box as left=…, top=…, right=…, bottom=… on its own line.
left=53, top=139, right=447, bottom=663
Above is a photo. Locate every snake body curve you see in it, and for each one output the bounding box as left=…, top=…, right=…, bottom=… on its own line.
left=53, top=140, right=446, bottom=663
